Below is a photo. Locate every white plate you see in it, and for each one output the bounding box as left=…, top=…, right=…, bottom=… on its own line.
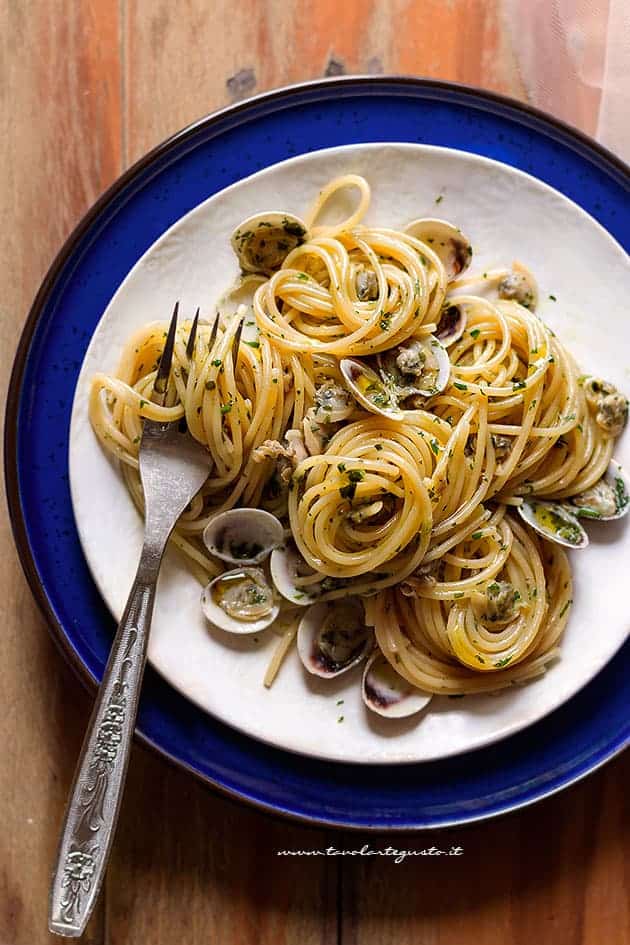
left=69, top=143, right=630, bottom=764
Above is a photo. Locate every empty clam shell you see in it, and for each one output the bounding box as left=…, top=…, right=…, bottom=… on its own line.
left=201, top=567, right=279, bottom=634
left=231, top=211, right=308, bottom=275
left=517, top=499, right=589, bottom=549
left=436, top=300, right=468, bottom=346
left=405, top=218, right=472, bottom=281
left=203, top=508, right=283, bottom=566
left=569, top=460, right=630, bottom=521
left=297, top=598, right=371, bottom=678
left=340, top=357, right=404, bottom=420
left=362, top=650, right=432, bottom=718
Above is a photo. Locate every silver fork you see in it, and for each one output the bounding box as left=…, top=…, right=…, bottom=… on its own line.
left=49, top=304, right=213, bottom=937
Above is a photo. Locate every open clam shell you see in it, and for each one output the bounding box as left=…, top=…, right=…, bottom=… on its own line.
left=201, top=567, right=279, bottom=634
left=341, top=336, right=450, bottom=420
left=436, top=300, right=468, bottom=347
left=404, top=217, right=472, bottom=281
left=362, top=650, right=432, bottom=718
left=340, top=357, right=404, bottom=420
left=517, top=499, right=589, bottom=549
left=270, top=543, right=323, bottom=605
left=297, top=598, right=371, bottom=678
left=569, top=460, right=630, bottom=522
left=203, top=508, right=284, bottom=566
left=231, top=211, right=308, bottom=275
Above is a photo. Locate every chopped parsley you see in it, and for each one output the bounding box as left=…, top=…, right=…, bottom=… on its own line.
left=220, top=403, right=232, bottom=415
left=471, top=531, right=483, bottom=540
left=347, top=469, right=366, bottom=483
left=494, top=656, right=512, bottom=668
left=430, top=438, right=440, bottom=456
left=470, top=328, right=480, bottom=339
left=243, top=339, right=260, bottom=349
left=559, top=599, right=573, bottom=618
left=453, top=381, right=468, bottom=391
left=211, top=358, right=222, bottom=367
left=548, top=294, right=557, bottom=301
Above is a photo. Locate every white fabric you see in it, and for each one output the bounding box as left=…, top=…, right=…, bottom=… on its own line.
left=505, top=0, right=629, bottom=162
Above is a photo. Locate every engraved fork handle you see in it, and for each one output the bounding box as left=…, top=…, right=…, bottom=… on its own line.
left=49, top=529, right=169, bottom=937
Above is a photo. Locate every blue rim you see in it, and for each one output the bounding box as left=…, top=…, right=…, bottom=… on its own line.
left=5, top=77, right=629, bottom=829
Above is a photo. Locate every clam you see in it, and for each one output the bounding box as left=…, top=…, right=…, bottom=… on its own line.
left=404, top=218, right=472, bottom=281
left=582, top=376, right=628, bottom=437
left=339, top=358, right=404, bottom=420
left=355, top=268, right=379, bottom=301
left=203, top=508, right=283, bottom=565
left=201, top=567, right=279, bottom=634
left=518, top=460, right=630, bottom=548
left=568, top=460, right=630, bottom=521
left=377, top=336, right=450, bottom=398
left=312, top=381, right=354, bottom=423
left=517, top=499, right=589, bottom=549
left=435, top=300, right=468, bottom=346
left=362, top=650, right=432, bottom=718
left=340, top=335, right=450, bottom=420
left=297, top=598, right=371, bottom=678
left=497, top=261, right=538, bottom=310
left=270, top=543, right=323, bottom=605
left=271, top=542, right=356, bottom=604
left=231, top=211, right=308, bottom=275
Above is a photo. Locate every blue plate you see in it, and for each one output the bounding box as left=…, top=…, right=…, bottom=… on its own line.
left=6, top=77, right=629, bottom=829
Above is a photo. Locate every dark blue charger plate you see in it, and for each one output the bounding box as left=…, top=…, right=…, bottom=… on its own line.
left=6, top=77, right=629, bottom=829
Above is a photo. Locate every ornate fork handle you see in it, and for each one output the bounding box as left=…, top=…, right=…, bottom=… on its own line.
left=49, top=535, right=167, bottom=937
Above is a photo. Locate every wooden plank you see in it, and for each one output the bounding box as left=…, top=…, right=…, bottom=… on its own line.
left=340, top=751, right=630, bottom=945
left=107, top=744, right=337, bottom=945
left=0, top=1, right=121, bottom=942
left=123, top=0, right=525, bottom=166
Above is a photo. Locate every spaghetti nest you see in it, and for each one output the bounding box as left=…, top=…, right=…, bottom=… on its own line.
left=89, top=172, right=624, bottom=694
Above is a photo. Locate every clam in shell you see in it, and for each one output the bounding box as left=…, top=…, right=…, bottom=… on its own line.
left=569, top=460, right=630, bottom=522
left=203, top=508, right=283, bottom=566
left=340, top=335, right=450, bottom=420
left=404, top=217, right=472, bottom=281
left=201, top=567, right=279, bottom=635
left=231, top=211, right=308, bottom=275
left=297, top=598, right=371, bottom=678
left=517, top=499, right=588, bottom=549
left=435, top=300, right=468, bottom=347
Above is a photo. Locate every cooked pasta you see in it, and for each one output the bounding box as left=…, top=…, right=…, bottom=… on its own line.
left=89, top=173, right=628, bottom=711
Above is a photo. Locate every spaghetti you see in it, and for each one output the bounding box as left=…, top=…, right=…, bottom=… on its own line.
left=89, top=174, right=627, bottom=702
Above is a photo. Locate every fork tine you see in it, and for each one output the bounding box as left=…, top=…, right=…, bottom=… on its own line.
left=152, top=302, right=178, bottom=405
left=207, top=311, right=220, bottom=356
left=186, top=308, right=200, bottom=360
left=231, top=313, right=244, bottom=366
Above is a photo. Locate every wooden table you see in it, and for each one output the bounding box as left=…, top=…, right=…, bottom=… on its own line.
left=2, top=3, right=628, bottom=942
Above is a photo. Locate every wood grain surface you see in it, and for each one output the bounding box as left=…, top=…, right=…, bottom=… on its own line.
left=1, top=2, right=628, bottom=944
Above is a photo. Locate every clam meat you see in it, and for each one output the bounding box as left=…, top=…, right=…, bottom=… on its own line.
left=297, top=597, right=371, bottom=678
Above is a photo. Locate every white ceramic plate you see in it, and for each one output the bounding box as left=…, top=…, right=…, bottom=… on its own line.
left=69, top=143, right=630, bottom=764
